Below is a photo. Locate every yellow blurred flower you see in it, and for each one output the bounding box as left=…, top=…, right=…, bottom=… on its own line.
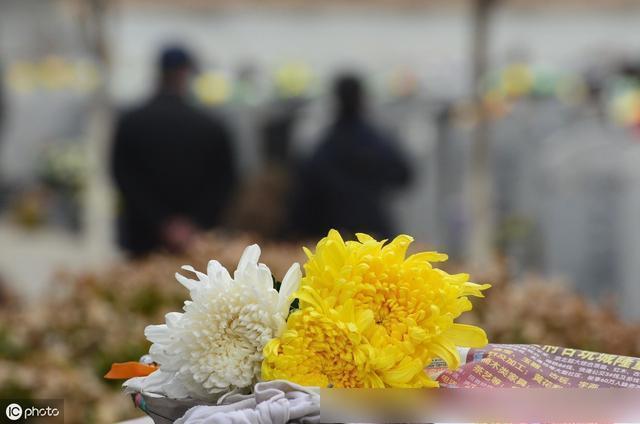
left=262, top=230, right=490, bottom=388
left=193, top=71, right=231, bottom=106
left=500, top=63, right=534, bottom=98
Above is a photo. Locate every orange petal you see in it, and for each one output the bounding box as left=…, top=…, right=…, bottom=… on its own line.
left=104, top=362, right=158, bottom=379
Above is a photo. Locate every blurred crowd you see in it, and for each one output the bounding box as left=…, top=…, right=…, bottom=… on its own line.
left=4, top=2, right=640, bottom=320
left=111, top=45, right=413, bottom=257
left=102, top=42, right=640, bottom=314
left=5, top=39, right=640, bottom=317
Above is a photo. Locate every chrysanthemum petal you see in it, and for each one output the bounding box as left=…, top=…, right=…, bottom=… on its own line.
left=446, top=323, right=488, bottom=348
left=462, top=282, right=492, bottom=297
left=355, top=233, right=375, bottom=243
left=207, top=260, right=232, bottom=286
left=238, top=244, right=261, bottom=272
left=406, top=251, right=448, bottom=263
left=382, top=357, right=424, bottom=386
left=297, top=286, right=329, bottom=314
left=430, top=338, right=461, bottom=369
left=175, top=273, right=199, bottom=291
left=145, top=324, right=169, bottom=343
left=278, top=263, right=302, bottom=316
left=181, top=265, right=208, bottom=282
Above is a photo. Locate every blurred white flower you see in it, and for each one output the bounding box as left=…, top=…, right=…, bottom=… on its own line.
left=135, top=244, right=301, bottom=400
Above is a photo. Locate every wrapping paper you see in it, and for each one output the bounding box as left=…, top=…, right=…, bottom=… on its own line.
left=436, top=344, right=640, bottom=388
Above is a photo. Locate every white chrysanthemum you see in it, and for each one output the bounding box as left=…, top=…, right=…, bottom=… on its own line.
left=138, top=244, right=301, bottom=400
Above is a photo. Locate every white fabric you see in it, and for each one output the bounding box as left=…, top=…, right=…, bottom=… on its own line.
left=175, top=380, right=320, bottom=424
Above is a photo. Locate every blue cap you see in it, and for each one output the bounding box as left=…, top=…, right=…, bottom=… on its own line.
left=158, top=45, right=196, bottom=72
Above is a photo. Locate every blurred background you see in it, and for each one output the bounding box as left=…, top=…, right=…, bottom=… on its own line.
left=3, top=0, right=640, bottom=421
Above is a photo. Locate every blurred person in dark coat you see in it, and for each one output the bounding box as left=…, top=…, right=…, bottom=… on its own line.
left=112, top=45, right=236, bottom=257
left=289, top=73, right=412, bottom=239
left=0, top=60, right=4, bottom=149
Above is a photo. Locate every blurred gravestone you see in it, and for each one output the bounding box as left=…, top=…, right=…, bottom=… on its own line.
left=491, top=97, right=577, bottom=274
left=538, top=111, right=640, bottom=314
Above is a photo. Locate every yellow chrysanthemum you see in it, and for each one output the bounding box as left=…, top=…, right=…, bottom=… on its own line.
left=263, top=230, right=490, bottom=388
left=299, top=230, right=490, bottom=370
left=261, top=286, right=437, bottom=388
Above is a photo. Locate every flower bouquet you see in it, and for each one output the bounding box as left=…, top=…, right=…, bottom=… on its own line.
left=106, top=230, right=491, bottom=423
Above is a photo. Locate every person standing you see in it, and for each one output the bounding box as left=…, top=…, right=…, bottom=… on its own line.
left=289, top=73, right=412, bottom=239
left=112, top=45, right=236, bottom=256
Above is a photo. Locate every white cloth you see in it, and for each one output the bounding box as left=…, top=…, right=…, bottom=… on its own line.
left=175, top=380, right=320, bottom=424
